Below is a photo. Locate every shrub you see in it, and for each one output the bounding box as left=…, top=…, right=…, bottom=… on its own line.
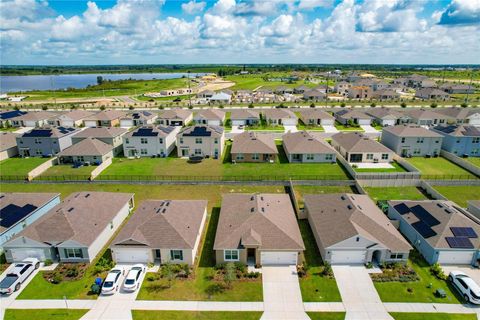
left=340, top=102, right=346, bottom=108
left=248, top=103, right=254, bottom=108
left=41, top=105, right=48, bottom=110
left=51, top=272, right=62, bottom=284
left=322, top=262, right=333, bottom=277
left=461, top=102, right=468, bottom=108
left=224, top=262, right=236, bottom=288
left=44, top=259, right=53, bottom=266
left=400, top=102, right=407, bottom=108
left=146, top=274, right=158, bottom=282
left=234, top=262, right=246, bottom=273
left=129, top=106, right=135, bottom=110
left=65, top=265, right=79, bottom=278
left=100, top=106, right=106, bottom=111
left=310, top=103, right=315, bottom=108
left=430, top=102, right=438, bottom=108
left=430, top=263, right=447, bottom=280
left=370, top=102, right=376, bottom=108
left=247, top=271, right=260, bottom=279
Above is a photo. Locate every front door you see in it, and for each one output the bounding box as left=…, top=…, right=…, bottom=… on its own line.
left=181, top=149, right=189, bottom=157
left=247, top=248, right=256, bottom=265
left=154, top=249, right=161, bottom=260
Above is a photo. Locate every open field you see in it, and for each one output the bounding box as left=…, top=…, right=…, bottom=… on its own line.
left=432, top=186, right=480, bottom=207
left=365, top=187, right=429, bottom=202
left=406, top=157, right=476, bottom=178
left=4, top=309, right=88, bottom=320
left=131, top=311, right=262, bottom=320
left=0, top=157, right=48, bottom=178
left=224, top=74, right=318, bottom=91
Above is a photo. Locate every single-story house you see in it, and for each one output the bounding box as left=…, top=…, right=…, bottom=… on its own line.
left=388, top=200, right=480, bottom=266
left=209, top=92, right=231, bottom=104
left=303, top=89, right=326, bottom=102
left=432, top=125, right=480, bottom=157
left=335, top=109, right=372, bottom=125
left=111, top=200, right=207, bottom=265
left=52, top=110, right=95, bottom=127
left=0, top=132, right=18, bottom=161
left=16, top=127, right=79, bottom=157
left=123, top=126, right=179, bottom=158
left=193, top=109, right=226, bottom=126
left=298, top=109, right=335, bottom=126
left=415, top=88, right=450, bottom=100
left=332, top=132, right=394, bottom=163
left=230, top=131, right=278, bottom=163
left=283, top=131, right=336, bottom=163
left=12, top=111, right=58, bottom=127
left=275, top=86, right=293, bottom=94
left=197, top=90, right=215, bottom=99
left=434, top=107, right=478, bottom=125
left=373, top=89, right=400, bottom=100
left=214, top=193, right=305, bottom=266
left=120, top=111, right=157, bottom=127
left=304, top=194, right=411, bottom=264
left=177, top=125, right=224, bottom=158
left=263, top=109, right=297, bottom=126
left=381, top=124, right=443, bottom=157
left=439, top=84, right=474, bottom=94
left=158, top=109, right=193, bottom=126
left=0, top=193, right=61, bottom=250
left=0, top=110, right=27, bottom=128
left=230, top=110, right=260, bottom=126
left=294, top=85, right=309, bottom=94
left=3, top=192, right=134, bottom=263
left=406, top=109, right=454, bottom=126
left=58, top=137, right=114, bottom=165
left=71, top=127, right=127, bottom=156
left=365, top=108, right=407, bottom=127
left=83, top=110, right=127, bottom=127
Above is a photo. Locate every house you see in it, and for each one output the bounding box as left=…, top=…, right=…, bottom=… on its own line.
left=230, top=109, right=260, bottom=126
left=0, top=132, right=18, bottom=161
left=304, top=194, right=411, bottom=264
left=83, top=110, right=127, bottom=127
left=158, top=109, right=193, bottom=126
left=298, top=109, right=335, bottom=126
left=415, top=88, right=450, bottom=100
left=120, top=111, right=157, bottom=128
left=388, top=200, right=480, bottom=266
left=0, top=193, right=61, bottom=250
left=235, top=90, right=254, bottom=103
left=123, top=126, right=179, bottom=158
left=373, top=89, right=400, bottom=100
left=395, top=74, right=436, bottom=88
left=110, top=200, right=207, bottom=265
left=467, top=201, right=480, bottom=220
left=347, top=86, right=372, bottom=99
left=72, top=127, right=127, bottom=155
left=193, top=109, right=226, bottom=126
left=439, top=84, right=474, bottom=94
left=196, top=90, right=215, bottom=99
left=335, top=109, right=372, bottom=125
left=434, top=107, right=479, bottom=125
left=303, top=89, right=326, bottom=101
left=293, top=85, right=309, bottom=94
left=432, top=125, right=480, bottom=157
left=332, top=132, right=394, bottom=163
left=16, top=127, right=79, bottom=157
left=214, top=193, right=305, bottom=266
left=371, top=80, right=389, bottom=91
left=52, top=110, right=95, bottom=127
left=467, top=110, right=480, bottom=127
left=12, top=111, right=58, bottom=127
left=334, top=81, right=351, bottom=96
left=263, top=109, right=297, bottom=126
left=381, top=124, right=444, bottom=157
left=3, top=192, right=134, bottom=263
left=57, top=137, right=113, bottom=165
left=275, top=86, right=293, bottom=94
left=0, top=110, right=26, bottom=128
left=365, top=108, right=407, bottom=127
left=230, top=131, right=278, bottom=163
left=283, top=131, right=336, bottom=163
left=209, top=92, right=231, bottom=104
left=176, top=125, right=224, bottom=159
left=406, top=109, right=454, bottom=126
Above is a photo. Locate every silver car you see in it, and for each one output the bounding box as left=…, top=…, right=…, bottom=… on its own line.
left=101, top=267, right=124, bottom=295
left=123, top=264, right=145, bottom=292
left=449, top=271, right=480, bottom=305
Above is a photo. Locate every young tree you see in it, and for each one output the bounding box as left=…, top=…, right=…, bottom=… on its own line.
left=163, top=263, right=175, bottom=288
left=224, top=262, right=236, bottom=289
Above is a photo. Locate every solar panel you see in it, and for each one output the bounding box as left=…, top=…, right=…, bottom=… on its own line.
left=23, top=129, right=52, bottom=137
left=410, top=205, right=440, bottom=227
left=132, top=128, right=158, bottom=137
left=0, top=204, right=38, bottom=228
left=394, top=203, right=411, bottom=215
left=445, top=237, right=474, bottom=249
left=450, top=227, right=478, bottom=238
left=183, top=127, right=212, bottom=137
left=412, top=220, right=437, bottom=238
left=0, top=110, right=26, bottom=120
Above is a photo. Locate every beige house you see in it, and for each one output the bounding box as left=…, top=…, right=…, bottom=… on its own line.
left=347, top=86, right=372, bottom=99
left=72, top=127, right=127, bottom=155
left=304, top=194, right=411, bottom=264
left=231, top=131, right=278, bottom=163
left=50, top=110, right=95, bottom=127
left=193, top=109, right=226, bottom=126
left=176, top=125, right=224, bottom=159
left=158, top=109, right=193, bottom=126
left=283, top=131, right=336, bottom=163
left=331, top=132, right=394, bottom=163
left=11, top=111, right=58, bottom=127
left=298, top=109, right=335, bottom=126
left=214, top=193, right=305, bottom=266
left=58, top=137, right=114, bottom=165
left=415, top=88, right=450, bottom=100
left=111, top=200, right=207, bottom=265
left=263, top=109, right=298, bottom=126
left=83, top=110, right=127, bottom=127
left=230, top=109, right=260, bottom=126
left=0, top=132, right=18, bottom=161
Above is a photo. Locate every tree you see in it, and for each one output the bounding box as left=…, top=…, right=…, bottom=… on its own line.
left=162, top=263, right=175, bottom=288
left=223, top=262, right=236, bottom=289
left=41, top=105, right=48, bottom=111
left=248, top=103, right=254, bottom=108
left=97, top=76, right=104, bottom=85
left=340, top=102, right=346, bottom=108
left=99, top=105, right=106, bottom=111
left=430, top=102, right=438, bottom=108
left=461, top=102, right=468, bottom=108
left=129, top=105, right=135, bottom=110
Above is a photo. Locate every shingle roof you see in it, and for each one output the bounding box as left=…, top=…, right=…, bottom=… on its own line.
left=305, top=194, right=411, bottom=251
left=16, top=111, right=58, bottom=121
left=230, top=109, right=260, bottom=120
left=298, top=109, right=334, bottom=121
left=194, top=109, right=225, bottom=121
left=21, top=127, right=79, bottom=138
left=434, top=107, right=473, bottom=119
left=159, top=109, right=192, bottom=120
left=365, top=108, right=403, bottom=120
left=332, top=132, right=393, bottom=153
left=283, top=131, right=335, bottom=154
left=121, top=111, right=157, bottom=121
left=407, top=109, right=452, bottom=120
left=178, top=125, right=224, bottom=137
left=112, top=200, right=207, bottom=249
left=58, top=137, right=113, bottom=157
left=214, top=194, right=305, bottom=251
left=84, top=110, right=127, bottom=121
left=58, top=110, right=95, bottom=121
left=0, top=132, right=18, bottom=151
left=264, top=109, right=297, bottom=119
left=433, top=125, right=480, bottom=137
left=383, top=124, right=443, bottom=137
left=73, top=127, right=127, bottom=139
left=336, top=109, right=372, bottom=120
left=231, top=131, right=278, bottom=154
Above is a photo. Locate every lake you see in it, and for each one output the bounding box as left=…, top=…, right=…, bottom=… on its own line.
left=0, top=73, right=207, bottom=93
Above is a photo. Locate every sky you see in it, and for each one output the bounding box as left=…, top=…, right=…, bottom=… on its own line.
left=0, top=0, right=479, bottom=65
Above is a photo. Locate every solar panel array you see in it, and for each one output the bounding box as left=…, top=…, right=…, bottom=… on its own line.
left=393, top=203, right=410, bottom=215
left=412, top=220, right=437, bottom=238
left=132, top=128, right=158, bottom=137
left=0, top=204, right=38, bottom=228
left=183, top=127, right=212, bottom=137
left=57, top=127, right=76, bottom=135
left=450, top=227, right=478, bottom=238
left=445, top=237, right=474, bottom=249
left=410, top=205, right=440, bottom=227
left=0, top=110, right=26, bottom=120
left=23, top=129, right=52, bottom=137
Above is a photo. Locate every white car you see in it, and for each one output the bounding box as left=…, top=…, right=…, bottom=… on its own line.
left=101, top=267, right=124, bottom=295
left=0, top=258, right=39, bottom=295
left=123, top=264, right=145, bottom=292
left=449, top=271, right=480, bottom=304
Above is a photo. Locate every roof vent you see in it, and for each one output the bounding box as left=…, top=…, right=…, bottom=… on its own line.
left=347, top=205, right=353, bottom=210
left=437, top=203, right=443, bottom=208
left=260, top=196, right=264, bottom=201
left=261, top=207, right=265, bottom=212
left=250, top=207, right=255, bottom=213
left=341, top=196, right=346, bottom=200
left=250, top=196, right=255, bottom=201
left=166, top=201, right=170, bottom=206
left=85, top=193, right=90, bottom=198
left=161, top=208, right=166, bottom=214
left=67, top=207, right=74, bottom=212
left=445, top=209, right=452, bottom=214
left=156, top=208, right=161, bottom=213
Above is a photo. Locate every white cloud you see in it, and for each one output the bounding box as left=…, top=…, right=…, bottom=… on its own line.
left=298, top=0, right=334, bottom=10
left=438, top=0, right=480, bottom=25
left=181, top=1, right=206, bottom=15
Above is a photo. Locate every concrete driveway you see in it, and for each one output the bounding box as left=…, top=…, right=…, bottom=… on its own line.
left=332, top=265, right=393, bottom=320
left=231, top=125, right=245, bottom=134
left=360, top=125, right=378, bottom=133
left=442, top=266, right=480, bottom=284
left=260, top=265, right=309, bottom=320
left=323, top=125, right=339, bottom=133
left=284, top=125, right=298, bottom=133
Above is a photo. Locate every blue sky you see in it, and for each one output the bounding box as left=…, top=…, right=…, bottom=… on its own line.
left=0, top=0, right=479, bottom=65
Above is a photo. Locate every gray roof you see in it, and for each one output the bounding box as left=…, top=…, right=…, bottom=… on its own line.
left=303, top=89, right=326, bottom=98
left=178, top=125, right=224, bottom=137
left=112, top=200, right=207, bottom=249
left=0, top=132, right=18, bottom=151
left=434, top=107, right=474, bottom=119
left=263, top=109, right=297, bottom=120
left=336, top=109, right=372, bottom=120
left=159, top=109, right=192, bottom=120
left=214, top=194, right=305, bottom=251
left=84, top=110, right=127, bottom=121
left=58, top=138, right=113, bottom=157
left=121, top=111, right=157, bottom=121
left=73, top=127, right=128, bottom=139
left=124, top=125, right=177, bottom=138
left=407, top=109, right=453, bottom=120
left=194, top=109, right=225, bottom=121
left=332, top=132, right=393, bottom=153
left=305, top=194, right=411, bottom=251
left=7, top=192, right=133, bottom=247
left=231, top=131, right=278, bottom=154
left=15, top=111, right=58, bottom=121
left=230, top=109, right=260, bottom=120
left=283, top=131, right=335, bottom=154
left=415, top=88, right=450, bottom=96
left=365, top=108, right=403, bottom=120
left=433, top=125, right=480, bottom=137
left=383, top=124, right=443, bottom=138
left=299, top=109, right=334, bottom=121
left=58, top=110, right=95, bottom=122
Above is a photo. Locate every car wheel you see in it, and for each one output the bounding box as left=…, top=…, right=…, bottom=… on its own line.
left=35, top=262, right=40, bottom=269
left=15, top=283, right=21, bottom=292
left=464, top=294, right=470, bottom=303
left=448, top=275, right=453, bottom=282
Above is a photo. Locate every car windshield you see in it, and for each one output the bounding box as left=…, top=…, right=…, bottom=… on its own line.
left=103, top=281, right=114, bottom=288
left=125, top=279, right=135, bottom=285
left=471, top=289, right=480, bottom=300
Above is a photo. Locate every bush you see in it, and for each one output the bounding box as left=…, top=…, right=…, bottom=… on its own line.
left=322, top=262, right=333, bottom=277
left=310, top=103, right=315, bottom=108
left=247, top=271, right=260, bottom=279
left=461, top=102, right=468, bottom=108
left=44, top=259, right=53, bottom=266
left=146, top=274, right=158, bottom=282
left=400, top=102, right=407, bottom=108
left=51, top=272, right=63, bottom=284
left=129, top=106, right=135, bottom=110
left=430, top=263, right=447, bottom=280
left=430, top=102, right=438, bottom=108
left=41, top=105, right=48, bottom=110
left=65, top=265, right=79, bottom=278
left=370, top=102, right=376, bottom=108
left=234, top=262, right=247, bottom=273
left=248, top=103, right=254, bottom=108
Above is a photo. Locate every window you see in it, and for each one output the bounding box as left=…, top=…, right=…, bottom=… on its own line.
left=390, top=253, right=403, bottom=259
left=236, top=153, right=244, bottom=160
left=401, top=137, right=405, bottom=143
left=214, top=138, right=218, bottom=144
left=473, top=137, right=480, bottom=144
left=140, top=138, right=148, bottom=144
left=34, top=138, right=42, bottom=144
left=435, top=140, right=440, bottom=144
left=194, top=149, right=202, bottom=155
left=78, top=156, right=84, bottom=162
left=366, top=153, right=373, bottom=160
left=224, top=249, right=239, bottom=261
left=159, top=138, right=163, bottom=144
left=179, top=138, right=183, bottom=144
left=381, top=153, right=389, bottom=160
left=456, top=139, right=461, bottom=144
left=416, top=137, right=424, bottom=143
left=35, top=149, right=42, bottom=155
left=140, top=149, right=148, bottom=155
left=325, top=154, right=333, bottom=161
left=252, top=153, right=259, bottom=160
left=306, top=154, right=314, bottom=160
left=170, top=250, right=183, bottom=260
left=64, top=248, right=83, bottom=258
left=356, top=237, right=360, bottom=242
left=413, top=148, right=421, bottom=155
left=125, top=138, right=129, bottom=144
left=195, top=138, right=202, bottom=144
left=472, top=148, right=479, bottom=155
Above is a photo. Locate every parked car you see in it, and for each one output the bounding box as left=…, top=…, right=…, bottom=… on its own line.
left=449, top=271, right=480, bottom=304
left=0, top=258, right=39, bottom=295
left=101, top=267, right=124, bottom=295
left=123, top=264, right=145, bottom=292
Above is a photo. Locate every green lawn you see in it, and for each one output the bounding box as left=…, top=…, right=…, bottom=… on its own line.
left=298, top=220, right=341, bottom=302
left=432, top=186, right=480, bottom=207
left=307, top=313, right=346, bottom=320
left=406, top=157, right=476, bottom=178
left=465, top=157, right=480, bottom=167
left=4, top=309, right=88, bottom=320
left=38, top=164, right=95, bottom=178
left=390, top=313, right=477, bottom=320
left=225, top=74, right=317, bottom=90
left=131, top=311, right=262, bottom=320
left=334, top=123, right=364, bottom=132
left=293, top=185, right=356, bottom=209
left=0, top=157, right=49, bottom=178
left=354, top=161, right=408, bottom=173
left=374, top=252, right=462, bottom=304
left=365, top=187, right=429, bottom=202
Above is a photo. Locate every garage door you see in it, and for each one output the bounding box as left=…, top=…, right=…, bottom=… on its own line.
left=383, top=120, right=396, bottom=127
left=261, top=251, right=298, bottom=265
left=437, top=251, right=474, bottom=265
left=283, top=119, right=297, bottom=126
left=114, top=248, right=151, bottom=263
left=331, top=250, right=366, bottom=264
left=358, top=119, right=371, bottom=125
left=11, top=248, right=46, bottom=262
left=232, top=120, right=245, bottom=126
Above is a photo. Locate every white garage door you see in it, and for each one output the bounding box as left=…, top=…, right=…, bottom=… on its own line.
left=321, top=119, right=335, bottom=126
left=261, top=251, right=298, bottom=265
left=331, top=250, right=366, bottom=264
left=114, top=248, right=151, bottom=263
left=358, top=119, right=371, bottom=125
left=232, top=120, right=245, bottom=126
left=11, top=248, right=46, bottom=262
left=382, top=119, right=396, bottom=127
left=438, top=251, right=474, bottom=265
left=283, top=119, right=297, bottom=126
left=84, top=120, right=97, bottom=127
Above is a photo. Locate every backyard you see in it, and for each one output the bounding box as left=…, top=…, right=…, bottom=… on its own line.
left=365, top=187, right=429, bottom=202
left=0, top=157, right=49, bottom=179
left=354, top=161, right=408, bottom=173
left=432, top=186, right=480, bottom=207
left=405, top=157, right=476, bottom=179
left=38, top=164, right=95, bottom=179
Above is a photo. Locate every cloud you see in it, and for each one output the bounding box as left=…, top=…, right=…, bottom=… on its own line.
left=181, top=1, right=206, bottom=15
left=438, top=0, right=480, bottom=25
left=298, top=0, right=334, bottom=10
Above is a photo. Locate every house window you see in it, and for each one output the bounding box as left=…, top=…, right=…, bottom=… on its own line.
left=224, top=249, right=239, bottom=261
left=159, top=138, right=163, bottom=144
left=170, top=250, right=183, bottom=260
left=64, top=248, right=83, bottom=259
left=381, top=153, right=389, bottom=160
left=236, top=153, right=244, bottom=160
left=356, top=237, right=360, bottom=242
left=306, top=154, right=314, bottom=160
left=179, top=138, right=183, bottom=144
left=140, top=149, right=148, bottom=155
left=34, top=138, right=42, bottom=144
left=194, top=149, right=202, bottom=155
left=141, top=138, right=148, bottom=144
left=252, top=153, right=259, bottom=160
left=456, top=139, right=461, bottom=143
left=435, top=140, right=440, bottom=143
left=325, top=154, right=333, bottom=161
left=35, top=149, right=42, bottom=155
left=413, top=148, right=421, bottom=155
left=195, top=138, right=202, bottom=144
left=401, top=137, right=405, bottom=143
left=214, top=138, right=218, bottom=144
left=366, top=154, right=373, bottom=160
left=78, top=156, right=85, bottom=162
left=390, top=253, right=403, bottom=259
left=473, top=137, right=480, bottom=144
left=125, top=138, right=129, bottom=144
left=472, top=148, right=479, bottom=155
left=416, top=137, right=424, bottom=143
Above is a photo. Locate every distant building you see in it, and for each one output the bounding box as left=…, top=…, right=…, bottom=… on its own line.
left=415, top=88, right=450, bottom=100
left=432, top=125, right=480, bottom=157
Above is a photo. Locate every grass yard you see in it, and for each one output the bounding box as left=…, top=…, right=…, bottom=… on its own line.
left=4, top=309, right=88, bottom=320
left=298, top=220, right=342, bottom=302
left=354, top=161, right=408, bottom=173
left=39, top=164, right=95, bottom=178
left=334, top=123, right=364, bottom=132
left=390, top=313, right=477, bottom=320
left=405, top=157, right=476, bottom=179
left=131, top=311, right=262, bottom=320
left=365, top=187, right=429, bottom=202
left=374, top=252, right=462, bottom=304
left=432, top=186, right=480, bottom=207
left=307, top=313, right=346, bottom=320
left=293, top=185, right=356, bottom=209
left=0, top=157, right=49, bottom=178
left=225, top=74, right=316, bottom=91
left=465, top=157, right=480, bottom=167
